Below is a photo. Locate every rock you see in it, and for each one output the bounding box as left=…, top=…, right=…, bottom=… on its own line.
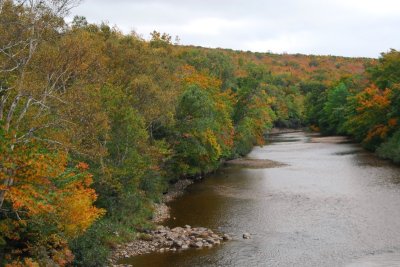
left=222, top=234, right=232, bottom=241
left=195, top=241, right=203, bottom=248
left=191, top=241, right=203, bottom=248
left=109, top=224, right=231, bottom=265
left=243, top=233, right=251, bottom=239
left=173, top=240, right=183, bottom=248
left=190, top=232, right=200, bottom=237
left=172, top=227, right=183, bottom=233
left=199, top=232, right=209, bottom=238
left=206, top=238, right=216, bottom=244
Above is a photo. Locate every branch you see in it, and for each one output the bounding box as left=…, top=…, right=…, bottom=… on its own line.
left=5, top=94, right=21, bottom=132
left=15, top=96, right=33, bottom=128
left=33, top=136, right=64, bottom=146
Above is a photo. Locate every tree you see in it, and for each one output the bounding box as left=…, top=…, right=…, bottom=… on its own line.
left=0, top=0, right=84, bottom=227
left=233, top=63, right=275, bottom=155
left=320, top=82, right=349, bottom=134
left=0, top=0, right=80, bottom=133
left=172, top=85, right=223, bottom=176
left=370, top=49, right=400, bottom=89
left=344, top=84, right=392, bottom=148
left=0, top=130, right=104, bottom=266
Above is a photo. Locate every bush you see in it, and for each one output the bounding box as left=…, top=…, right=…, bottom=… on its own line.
left=70, top=221, right=111, bottom=267
left=70, top=191, right=155, bottom=266
left=377, top=130, right=400, bottom=163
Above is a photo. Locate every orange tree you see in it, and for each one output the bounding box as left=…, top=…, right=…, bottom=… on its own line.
left=0, top=128, right=104, bottom=266
left=344, top=50, right=400, bottom=150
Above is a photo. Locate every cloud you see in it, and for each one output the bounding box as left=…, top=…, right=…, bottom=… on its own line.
left=244, top=32, right=317, bottom=54
left=332, top=0, right=400, bottom=16
left=181, top=18, right=249, bottom=36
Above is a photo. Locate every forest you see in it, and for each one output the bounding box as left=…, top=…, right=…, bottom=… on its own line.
left=0, top=1, right=399, bottom=266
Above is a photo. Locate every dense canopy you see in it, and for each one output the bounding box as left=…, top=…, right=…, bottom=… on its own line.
left=0, top=1, right=398, bottom=266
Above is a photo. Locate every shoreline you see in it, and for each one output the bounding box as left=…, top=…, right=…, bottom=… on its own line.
left=152, top=179, right=194, bottom=223
left=225, top=158, right=286, bottom=168
left=267, top=127, right=305, bottom=135
left=109, top=178, right=231, bottom=267
left=109, top=131, right=294, bottom=266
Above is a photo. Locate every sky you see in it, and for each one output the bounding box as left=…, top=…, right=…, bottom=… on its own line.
left=69, top=0, right=400, bottom=58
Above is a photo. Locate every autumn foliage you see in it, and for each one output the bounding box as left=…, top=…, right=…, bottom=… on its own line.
left=0, top=130, right=104, bottom=266
left=1, top=0, right=387, bottom=266
left=306, top=49, right=400, bottom=159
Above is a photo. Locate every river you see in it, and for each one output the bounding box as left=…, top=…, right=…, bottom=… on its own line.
left=120, top=132, right=400, bottom=266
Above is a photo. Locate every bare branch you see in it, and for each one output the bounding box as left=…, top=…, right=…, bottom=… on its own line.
left=33, top=136, right=64, bottom=146
left=5, top=94, right=21, bottom=132
left=15, top=95, right=33, bottom=127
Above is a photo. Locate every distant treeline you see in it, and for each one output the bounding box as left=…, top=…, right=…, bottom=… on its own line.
left=305, top=49, right=400, bottom=163
left=0, top=0, right=392, bottom=266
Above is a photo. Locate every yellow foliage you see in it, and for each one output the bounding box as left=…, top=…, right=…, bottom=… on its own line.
left=0, top=134, right=104, bottom=265
left=202, top=129, right=222, bottom=160
left=176, top=64, right=222, bottom=90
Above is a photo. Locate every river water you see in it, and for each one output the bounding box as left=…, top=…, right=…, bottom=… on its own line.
left=121, top=132, right=400, bottom=267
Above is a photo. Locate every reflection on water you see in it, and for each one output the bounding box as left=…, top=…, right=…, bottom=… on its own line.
left=334, top=149, right=363, bottom=156
left=120, top=132, right=400, bottom=267
left=347, top=252, right=400, bottom=267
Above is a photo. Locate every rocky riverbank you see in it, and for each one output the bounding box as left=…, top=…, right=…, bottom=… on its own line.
left=110, top=225, right=231, bottom=266
left=109, top=178, right=232, bottom=266
left=152, top=179, right=193, bottom=223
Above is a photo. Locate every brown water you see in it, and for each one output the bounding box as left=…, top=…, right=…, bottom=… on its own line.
left=120, top=132, right=400, bottom=267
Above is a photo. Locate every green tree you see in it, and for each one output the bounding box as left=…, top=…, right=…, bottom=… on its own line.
left=172, top=85, right=222, bottom=176
left=320, top=82, right=349, bottom=134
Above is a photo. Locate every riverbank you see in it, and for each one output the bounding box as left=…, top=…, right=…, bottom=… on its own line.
left=152, top=179, right=193, bottom=223
left=109, top=179, right=192, bottom=265
left=109, top=130, right=293, bottom=266
left=117, top=131, right=400, bottom=266
left=225, top=158, right=286, bottom=168
left=268, top=127, right=305, bottom=135
left=112, top=226, right=231, bottom=266
left=108, top=178, right=231, bottom=266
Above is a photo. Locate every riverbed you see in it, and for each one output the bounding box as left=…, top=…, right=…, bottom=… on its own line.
left=120, top=132, right=400, bottom=266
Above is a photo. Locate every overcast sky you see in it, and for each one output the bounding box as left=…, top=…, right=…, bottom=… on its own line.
left=70, top=0, right=400, bottom=58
